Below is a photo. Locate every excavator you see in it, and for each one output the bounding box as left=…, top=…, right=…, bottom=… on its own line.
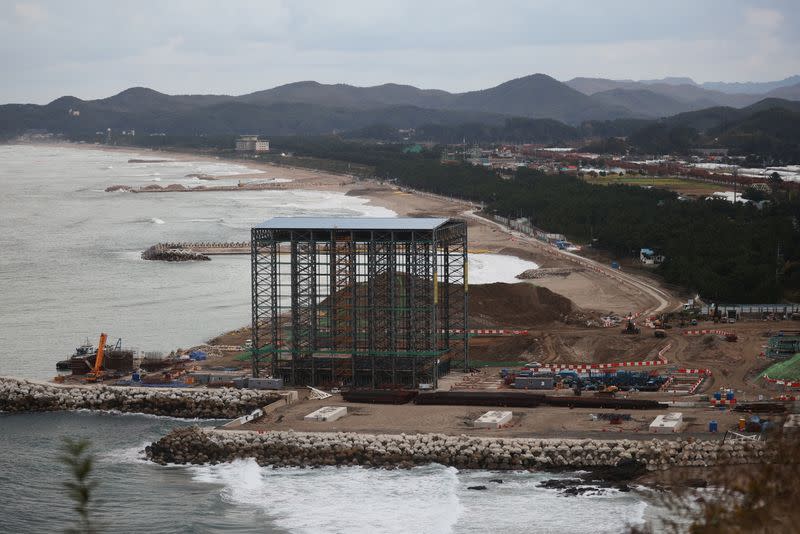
left=84, top=333, right=108, bottom=383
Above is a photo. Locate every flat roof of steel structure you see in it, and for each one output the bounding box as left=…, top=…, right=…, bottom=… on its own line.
left=255, top=216, right=452, bottom=231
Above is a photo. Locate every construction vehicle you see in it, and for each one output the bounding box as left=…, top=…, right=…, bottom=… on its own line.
left=621, top=320, right=640, bottom=335
left=595, top=385, right=618, bottom=397
left=84, top=333, right=108, bottom=383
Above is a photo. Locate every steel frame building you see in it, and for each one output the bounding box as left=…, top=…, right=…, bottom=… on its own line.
left=251, top=217, right=468, bottom=388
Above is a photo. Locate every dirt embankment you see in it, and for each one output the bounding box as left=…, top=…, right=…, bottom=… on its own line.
left=468, top=282, right=576, bottom=328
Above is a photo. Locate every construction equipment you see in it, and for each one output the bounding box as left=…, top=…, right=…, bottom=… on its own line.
left=595, top=385, right=619, bottom=397
left=84, top=333, right=108, bottom=383
left=307, top=386, right=332, bottom=400
left=621, top=320, right=640, bottom=335
left=654, top=329, right=667, bottom=338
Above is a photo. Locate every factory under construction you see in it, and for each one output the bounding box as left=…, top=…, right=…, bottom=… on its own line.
left=250, top=217, right=468, bottom=388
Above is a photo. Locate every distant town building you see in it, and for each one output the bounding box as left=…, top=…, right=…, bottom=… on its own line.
left=236, top=135, right=269, bottom=153
left=691, top=148, right=729, bottom=157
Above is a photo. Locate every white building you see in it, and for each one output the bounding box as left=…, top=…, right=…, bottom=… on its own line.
left=640, top=248, right=665, bottom=265
left=235, top=135, right=269, bottom=153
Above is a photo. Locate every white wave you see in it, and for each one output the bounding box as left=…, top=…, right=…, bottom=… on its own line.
left=468, top=253, right=539, bottom=284
left=150, top=218, right=165, bottom=224
left=70, top=408, right=228, bottom=422
left=191, top=461, right=462, bottom=534
left=189, top=462, right=649, bottom=534
left=97, top=442, right=150, bottom=465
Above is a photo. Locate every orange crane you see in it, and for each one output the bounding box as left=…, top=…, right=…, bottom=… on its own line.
left=85, top=333, right=108, bottom=383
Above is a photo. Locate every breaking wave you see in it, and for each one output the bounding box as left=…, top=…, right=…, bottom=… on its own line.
left=189, top=462, right=648, bottom=534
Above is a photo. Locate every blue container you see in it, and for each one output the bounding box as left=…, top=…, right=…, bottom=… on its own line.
left=709, top=420, right=718, bottom=432
left=726, top=390, right=735, bottom=401
left=132, top=372, right=141, bottom=382
left=713, top=391, right=722, bottom=401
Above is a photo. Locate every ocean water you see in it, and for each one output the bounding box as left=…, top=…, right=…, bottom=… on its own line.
left=0, top=144, right=653, bottom=533
left=0, top=412, right=650, bottom=534
left=0, top=144, right=536, bottom=380
left=0, top=144, right=395, bottom=379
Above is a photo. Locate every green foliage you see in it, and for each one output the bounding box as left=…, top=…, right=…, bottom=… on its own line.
left=59, top=438, right=98, bottom=534
left=742, top=187, right=767, bottom=202
left=579, top=136, right=629, bottom=154
left=628, top=123, right=700, bottom=154
left=624, top=102, right=800, bottom=162
left=255, top=136, right=800, bottom=302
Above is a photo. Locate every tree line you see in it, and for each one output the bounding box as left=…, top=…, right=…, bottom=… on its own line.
left=271, top=137, right=800, bottom=303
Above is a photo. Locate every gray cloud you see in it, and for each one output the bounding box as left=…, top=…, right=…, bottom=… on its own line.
left=1, top=0, right=798, bottom=103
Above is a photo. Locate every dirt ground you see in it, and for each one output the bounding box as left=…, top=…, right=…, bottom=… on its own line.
left=241, top=393, right=753, bottom=441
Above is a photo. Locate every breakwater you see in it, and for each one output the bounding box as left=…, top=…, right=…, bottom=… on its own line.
left=141, top=244, right=211, bottom=262
left=146, top=426, right=767, bottom=471
left=142, top=242, right=251, bottom=261
left=0, top=377, right=278, bottom=419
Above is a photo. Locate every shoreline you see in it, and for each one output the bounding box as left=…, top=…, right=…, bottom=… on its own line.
left=33, top=141, right=677, bottom=315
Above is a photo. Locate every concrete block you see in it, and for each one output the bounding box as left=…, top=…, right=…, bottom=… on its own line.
left=247, top=378, right=283, bottom=390
left=649, top=412, right=684, bottom=433
left=784, top=414, right=800, bottom=433
left=304, top=406, right=348, bottom=422
left=474, top=410, right=513, bottom=429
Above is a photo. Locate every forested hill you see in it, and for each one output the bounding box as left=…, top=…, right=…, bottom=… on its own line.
left=622, top=99, right=800, bottom=161
left=2, top=73, right=799, bottom=140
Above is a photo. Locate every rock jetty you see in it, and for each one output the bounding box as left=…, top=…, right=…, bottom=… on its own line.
left=145, top=426, right=768, bottom=471
left=141, top=244, right=210, bottom=262
left=0, top=377, right=277, bottom=419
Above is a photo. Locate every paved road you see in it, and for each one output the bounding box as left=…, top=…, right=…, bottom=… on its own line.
left=463, top=211, right=681, bottom=316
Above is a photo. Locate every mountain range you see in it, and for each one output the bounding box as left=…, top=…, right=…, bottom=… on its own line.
left=1, top=73, right=799, bottom=138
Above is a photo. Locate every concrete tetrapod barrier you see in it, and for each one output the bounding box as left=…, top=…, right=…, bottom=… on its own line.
left=145, top=426, right=769, bottom=471
left=0, top=376, right=281, bottom=419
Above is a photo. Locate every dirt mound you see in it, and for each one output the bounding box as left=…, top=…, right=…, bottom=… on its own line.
left=541, top=330, right=665, bottom=364
left=461, top=336, right=541, bottom=363
left=469, top=282, right=576, bottom=328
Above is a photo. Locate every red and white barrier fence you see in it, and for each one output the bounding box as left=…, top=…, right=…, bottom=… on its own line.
left=533, top=360, right=667, bottom=372
left=530, top=344, right=673, bottom=373
left=682, top=329, right=734, bottom=337
left=446, top=329, right=529, bottom=336
left=762, top=375, right=800, bottom=388
left=674, top=368, right=713, bottom=375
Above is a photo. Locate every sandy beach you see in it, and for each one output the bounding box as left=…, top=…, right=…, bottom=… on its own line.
left=51, top=141, right=676, bottom=315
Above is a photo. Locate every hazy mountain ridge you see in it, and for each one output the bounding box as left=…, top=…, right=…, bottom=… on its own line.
left=1, top=73, right=799, bottom=139
left=565, top=76, right=800, bottom=110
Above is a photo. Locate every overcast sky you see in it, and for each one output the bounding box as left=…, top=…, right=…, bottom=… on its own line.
left=2, top=0, right=799, bottom=104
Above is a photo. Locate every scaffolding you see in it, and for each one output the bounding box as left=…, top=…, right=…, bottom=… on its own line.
left=251, top=217, right=468, bottom=389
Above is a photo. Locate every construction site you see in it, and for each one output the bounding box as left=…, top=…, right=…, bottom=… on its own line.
left=49, top=209, right=800, bottom=442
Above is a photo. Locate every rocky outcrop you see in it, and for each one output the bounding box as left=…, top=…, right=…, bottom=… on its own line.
left=0, top=377, right=276, bottom=419
left=145, top=426, right=768, bottom=471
